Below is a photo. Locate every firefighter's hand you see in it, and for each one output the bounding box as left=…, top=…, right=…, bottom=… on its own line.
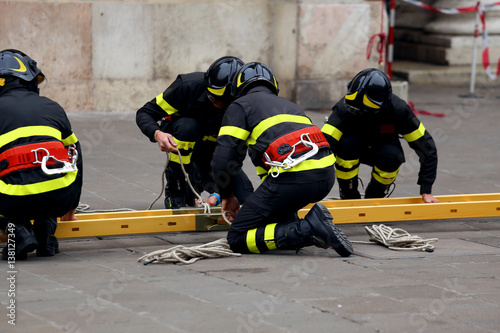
left=154, top=130, right=178, bottom=153
left=207, top=193, right=221, bottom=206
left=422, top=193, right=439, bottom=203
left=222, top=195, right=240, bottom=223
left=61, top=209, right=78, bottom=221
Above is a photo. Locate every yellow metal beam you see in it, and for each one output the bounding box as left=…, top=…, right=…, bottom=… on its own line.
left=299, top=193, right=500, bottom=224
left=1, top=193, right=499, bottom=240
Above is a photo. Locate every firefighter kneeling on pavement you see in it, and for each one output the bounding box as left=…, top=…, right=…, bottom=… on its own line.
left=211, top=62, right=353, bottom=256
left=321, top=68, right=439, bottom=203
left=0, top=49, right=83, bottom=260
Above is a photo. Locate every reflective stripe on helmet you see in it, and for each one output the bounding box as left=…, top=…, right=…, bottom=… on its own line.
left=9, top=56, right=27, bottom=73
left=207, top=86, right=226, bottom=96
left=345, top=91, right=357, bottom=101
left=363, top=94, right=381, bottom=109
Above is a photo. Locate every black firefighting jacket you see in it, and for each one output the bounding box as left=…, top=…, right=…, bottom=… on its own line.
left=0, top=81, right=83, bottom=203
left=211, top=86, right=335, bottom=199
left=321, top=94, right=438, bottom=194
left=136, top=72, right=224, bottom=142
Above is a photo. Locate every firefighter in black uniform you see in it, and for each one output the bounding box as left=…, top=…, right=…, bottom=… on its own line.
left=321, top=68, right=439, bottom=203
left=0, top=49, right=83, bottom=260
left=136, top=56, right=253, bottom=209
left=211, top=62, right=353, bottom=256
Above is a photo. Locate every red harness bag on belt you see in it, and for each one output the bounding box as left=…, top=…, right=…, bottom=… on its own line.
left=0, top=141, right=71, bottom=178
left=263, top=126, right=329, bottom=164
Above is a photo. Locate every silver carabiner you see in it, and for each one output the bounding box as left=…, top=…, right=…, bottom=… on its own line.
left=32, top=144, right=78, bottom=175
left=264, top=133, right=319, bottom=178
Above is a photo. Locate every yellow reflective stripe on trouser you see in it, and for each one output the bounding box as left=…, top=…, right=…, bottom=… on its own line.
left=321, top=123, right=343, bottom=141
left=168, top=137, right=195, bottom=165
left=335, top=156, right=359, bottom=170
left=246, top=228, right=260, bottom=253
left=335, top=156, right=359, bottom=180
left=336, top=167, right=359, bottom=180
left=218, top=126, right=250, bottom=141
left=372, top=166, right=399, bottom=185
left=169, top=151, right=192, bottom=165
left=155, top=94, right=179, bottom=116
left=248, top=115, right=312, bottom=146
left=0, top=126, right=63, bottom=149
left=270, top=154, right=335, bottom=176
left=0, top=171, right=78, bottom=196
left=403, top=123, right=425, bottom=142
left=62, top=133, right=78, bottom=146
left=264, top=223, right=277, bottom=250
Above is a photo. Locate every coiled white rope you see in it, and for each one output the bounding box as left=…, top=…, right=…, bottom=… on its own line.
left=353, top=224, right=438, bottom=252
left=138, top=238, right=240, bottom=265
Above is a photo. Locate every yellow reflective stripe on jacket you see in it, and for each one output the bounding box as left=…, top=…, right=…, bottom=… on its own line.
left=336, top=167, right=359, bottom=180
left=62, top=133, right=78, bottom=146
left=264, top=223, right=277, bottom=250
left=218, top=126, right=250, bottom=141
left=0, top=126, right=62, bottom=149
left=256, top=166, right=267, bottom=177
left=321, top=123, right=343, bottom=141
left=0, top=170, right=78, bottom=196
left=270, top=154, right=335, bottom=176
left=372, top=166, right=399, bottom=185
left=246, top=228, right=260, bottom=253
left=335, top=156, right=359, bottom=170
left=202, top=135, right=217, bottom=142
left=403, top=123, right=425, bottom=142
left=248, top=115, right=312, bottom=146
left=155, top=94, right=179, bottom=116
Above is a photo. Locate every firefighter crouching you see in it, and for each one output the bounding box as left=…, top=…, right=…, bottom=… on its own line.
left=321, top=68, right=439, bottom=203
left=136, top=56, right=253, bottom=209
left=211, top=62, right=353, bottom=256
left=0, top=49, right=83, bottom=260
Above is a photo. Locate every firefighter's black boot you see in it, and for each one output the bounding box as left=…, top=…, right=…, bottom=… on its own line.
left=338, top=177, right=361, bottom=199
left=34, top=217, right=59, bottom=257
left=164, top=166, right=187, bottom=209
left=364, top=177, right=391, bottom=198
left=1, top=221, right=38, bottom=261
left=275, top=203, right=353, bottom=257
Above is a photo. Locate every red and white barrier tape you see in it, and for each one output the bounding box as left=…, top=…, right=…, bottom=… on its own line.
left=401, top=0, right=500, bottom=80
left=407, top=101, right=446, bottom=118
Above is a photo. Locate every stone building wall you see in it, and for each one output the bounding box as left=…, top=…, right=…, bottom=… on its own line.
left=0, top=0, right=384, bottom=112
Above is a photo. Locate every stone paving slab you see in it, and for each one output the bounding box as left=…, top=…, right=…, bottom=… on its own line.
left=1, top=83, right=500, bottom=332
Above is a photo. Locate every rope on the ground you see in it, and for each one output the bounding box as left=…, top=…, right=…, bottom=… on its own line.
left=138, top=238, right=240, bottom=265
left=76, top=203, right=135, bottom=213
left=352, top=224, right=438, bottom=252
left=147, top=151, right=211, bottom=214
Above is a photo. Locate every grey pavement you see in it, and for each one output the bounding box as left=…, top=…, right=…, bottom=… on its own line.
left=1, top=82, right=500, bottom=333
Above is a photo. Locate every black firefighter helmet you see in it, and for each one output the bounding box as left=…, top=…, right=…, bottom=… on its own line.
left=344, top=68, right=392, bottom=116
left=205, top=56, right=244, bottom=106
left=231, top=62, right=279, bottom=98
left=0, top=49, right=45, bottom=91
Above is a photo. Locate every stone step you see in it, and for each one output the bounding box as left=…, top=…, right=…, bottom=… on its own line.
left=394, top=28, right=500, bottom=66
left=392, top=60, right=500, bottom=87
